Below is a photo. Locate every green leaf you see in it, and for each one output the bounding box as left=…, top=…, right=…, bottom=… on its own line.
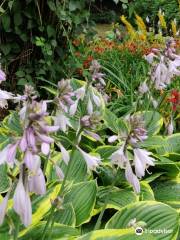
left=152, top=180, right=180, bottom=210
left=1, top=15, right=10, bottom=31
left=40, top=86, right=57, bottom=95
left=155, top=157, right=179, bottom=177
left=104, top=108, right=128, bottom=134
left=60, top=150, right=87, bottom=183
left=78, top=228, right=155, bottom=240
left=141, top=111, right=163, bottom=135
left=2, top=112, right=22, bottom=135
left=64, top=180, right=97, bottom=226
left=54, top=202, right=76, bottom=226
left=106, top=201, right=179, bottom=240
left=139, top=182, right=155, bottom=201
left=156, top=134, right=180, bottom=155
left=95, top=146, right=118, bottom=160
left=19, top=222, right=79, bottom=240
left=0, top=164, right=10, bottom=193
left=96, top=186, right=138, bottom=210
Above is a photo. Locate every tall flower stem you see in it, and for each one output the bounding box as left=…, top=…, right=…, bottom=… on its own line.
left=13, top=215, right=20, bottom=240
left=94, top=168, right=120, bottom=230
left=41, top=129, right=83, bottom=240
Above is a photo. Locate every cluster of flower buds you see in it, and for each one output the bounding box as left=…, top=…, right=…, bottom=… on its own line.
left=128, top=115, right=148, bottom=145
left=145, top=38, right=180, bottom=90
left=89, top=60, right=109, bottom=103
left=0, top=85, right=60, bottom=226
left=109, top=115, right=154, bottom=193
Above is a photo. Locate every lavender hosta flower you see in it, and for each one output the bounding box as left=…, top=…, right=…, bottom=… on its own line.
left=58, top=143, right=70, bottom=165
left=41, top=142, right=50, bottom=155
left=125, top=161, right=140, bottom=194
left=0, top=69, right=6, bottom=83
left=138, top=82, right=149, bottom=94
left=0, top=194, right=9, bottom=225
left=77, top=147, right=101, bottom=171
left=133, top=148, right=155, bottom=178
left=90, top=60, right=106, bottom=86
left=28, top=168, right=46, bottom=195
left=110, top=144, right=127, bottom=168
left=7, top=142, right=19, bottom=167
left=0, top=89, right=14, bottom=109
left=24, top=152, right=41, bottom=173
left=19, top=131, right=28, bottom=152
left=74, top=86, right=86, bottom=101
left=87, top=97, right=93, bottom=115
left=91, top=90, right=101, bottom=107
left=55, top=165, right=64, bottom=180
left=54, top=111, right=72, bottom=132
left=167, top=118, right=174, bottom=135
left=108, top=135, right=118, bottom=143
left=69, top=100, right=78, bottom=116
left=13, top=177, right=32, bottom=227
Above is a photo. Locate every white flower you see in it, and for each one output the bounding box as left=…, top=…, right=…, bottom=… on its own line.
left=125, top=161, right=140, bottom=194
left=78, top=147, right=101, bottom=171
left=144, top=53, right=156, bottom=64
left=91, top=91, right=101, bottom=107
left=74, top=86, right=86, bottom=100
left=28, top=168, right=46, bottom=195
left=69, top=100, right=78, bottom=116
left=87, top=97, right=93, bottom=115
left=0, top=194, right=9, bottom=225
left=13, top=177, right=32, bottom=227
left=111, top=144, right=127, bottom=168
left=55, top=165, right=64, bottom=180
left=108, top=135, right=118, bottom=143
left=133, top=148, right=155, bottom=178
left=139, top=82, right=149, bottom=94
left=167, top=119, right=174, bottom=135
left=54, top=111, right=71, bottom=132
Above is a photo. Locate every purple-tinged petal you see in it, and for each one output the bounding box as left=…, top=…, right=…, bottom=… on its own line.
left=41, top=142, right=50, bottom=155
left=19, top=132, right=27, bottom=152
left=28, top=168, right=46, bottom=195
left=24, top=151, right=41, bottom=173
left=55, top=165, right=64, bottom=180
left=36, top=132, right=54, bottom=144
left=7, top=143, right=18, bottom=167
left=13, top=178, right=32, bottom=227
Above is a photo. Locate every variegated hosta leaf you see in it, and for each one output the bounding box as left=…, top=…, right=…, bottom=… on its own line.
left=77, top=228, right=155, bottom=240
left=64, top=180, right=97, bottom=226
left=106, top=201, right=179, bottom=240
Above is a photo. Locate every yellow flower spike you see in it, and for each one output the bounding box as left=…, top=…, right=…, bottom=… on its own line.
left=135, top=14, right=147, bottom=33
left=171, top=19, right=177, bottom=37
left=158, top=9, right=167, bottom=29
left=120, top=15, right=136, bottom=39
left=135, top=14, right=147, bottom=41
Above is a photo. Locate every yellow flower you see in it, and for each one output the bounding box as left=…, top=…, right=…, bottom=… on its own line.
left=120, top=15, right=136, bottom=39
left=135, top=14, right=147, bottom=41
left=158, top=9, right=167, bottom=29
left=171, top=19, right=177, bottom=37
left=135, top=14, right=147, bottom=33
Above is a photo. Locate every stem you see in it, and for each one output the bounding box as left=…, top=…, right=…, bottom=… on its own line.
left=13, top=215, right=20, bottom=240
left=94, top=169, right=119, bottom=230
left=42, top=129, right=83, bottom=240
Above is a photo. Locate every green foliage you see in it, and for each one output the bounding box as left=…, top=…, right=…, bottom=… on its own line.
left=0, top=0, right=92, bottom=93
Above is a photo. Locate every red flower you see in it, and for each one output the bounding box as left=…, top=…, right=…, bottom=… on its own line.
left=83, top=56, right=94, bottom=68
left=168, top=89, right=180, bottom=111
